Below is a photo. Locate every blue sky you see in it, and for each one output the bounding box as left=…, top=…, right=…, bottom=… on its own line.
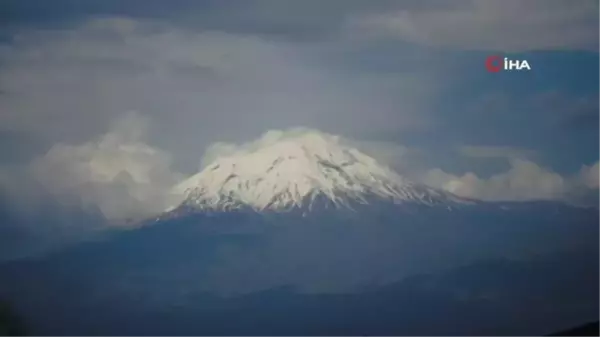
left=0, top=0, right=598, bottom=221
left=432, top=50, right=598, bottom=172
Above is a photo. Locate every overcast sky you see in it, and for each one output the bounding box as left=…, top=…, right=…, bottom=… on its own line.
left=0, top=0, right=598, bottom=225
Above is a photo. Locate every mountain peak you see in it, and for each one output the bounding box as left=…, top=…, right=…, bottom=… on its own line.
left=170, top=129, right=469, bottom=212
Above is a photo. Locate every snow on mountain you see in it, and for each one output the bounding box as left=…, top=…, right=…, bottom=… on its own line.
left=170, top=129, right=472, bottom=212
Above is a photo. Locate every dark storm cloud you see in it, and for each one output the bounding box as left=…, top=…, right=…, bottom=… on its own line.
left=349, top=0, right=599, bottom=52
left=3, top=0, right=597, bottom=51
left=0, top=15, right=437, bottom=171
left=0, top=0, right=198, bottom=28
left=0, top=1, right=596, bottom=156
left=0, top=0, right=428, bottom=32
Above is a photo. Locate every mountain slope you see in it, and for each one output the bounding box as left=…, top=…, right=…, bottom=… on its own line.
left=548, top=321, right=599, bottom=336
left=171, top=130, right=471, bottom=213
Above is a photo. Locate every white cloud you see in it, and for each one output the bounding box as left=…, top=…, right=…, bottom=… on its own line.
left=577, top=161, right=599, bottom=189
left=198, top=127, right=421, bottom=173
left=30, top=111, right=183, bottom=221
left=345, top=139, right=423, bottom=174
left=197, top=128, right=597, bottom=204
left=199, top=127, right=341, bottom=168
left=349, top=0, right=599, bottom=51
left=421, top=158, right=598, bottom=203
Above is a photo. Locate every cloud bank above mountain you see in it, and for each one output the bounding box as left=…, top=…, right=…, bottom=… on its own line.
left=31, top=112, right=183, bottom=220
left=422, top=159, right=598, bottom=203
left=0, top=16, right=433, bottom=172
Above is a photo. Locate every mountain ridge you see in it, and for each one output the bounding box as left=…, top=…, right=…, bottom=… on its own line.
left=170, top=130, right=473, bottom=214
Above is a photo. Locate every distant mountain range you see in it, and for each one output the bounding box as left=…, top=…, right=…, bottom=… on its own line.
left=0, top=130, right=597, bottom=335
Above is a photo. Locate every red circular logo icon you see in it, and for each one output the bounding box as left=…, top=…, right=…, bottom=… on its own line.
left=485, top=56, right=502, bottom=73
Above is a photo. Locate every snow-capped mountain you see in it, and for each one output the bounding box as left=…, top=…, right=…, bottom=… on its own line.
left=169, top=130, right=471, bottom=213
